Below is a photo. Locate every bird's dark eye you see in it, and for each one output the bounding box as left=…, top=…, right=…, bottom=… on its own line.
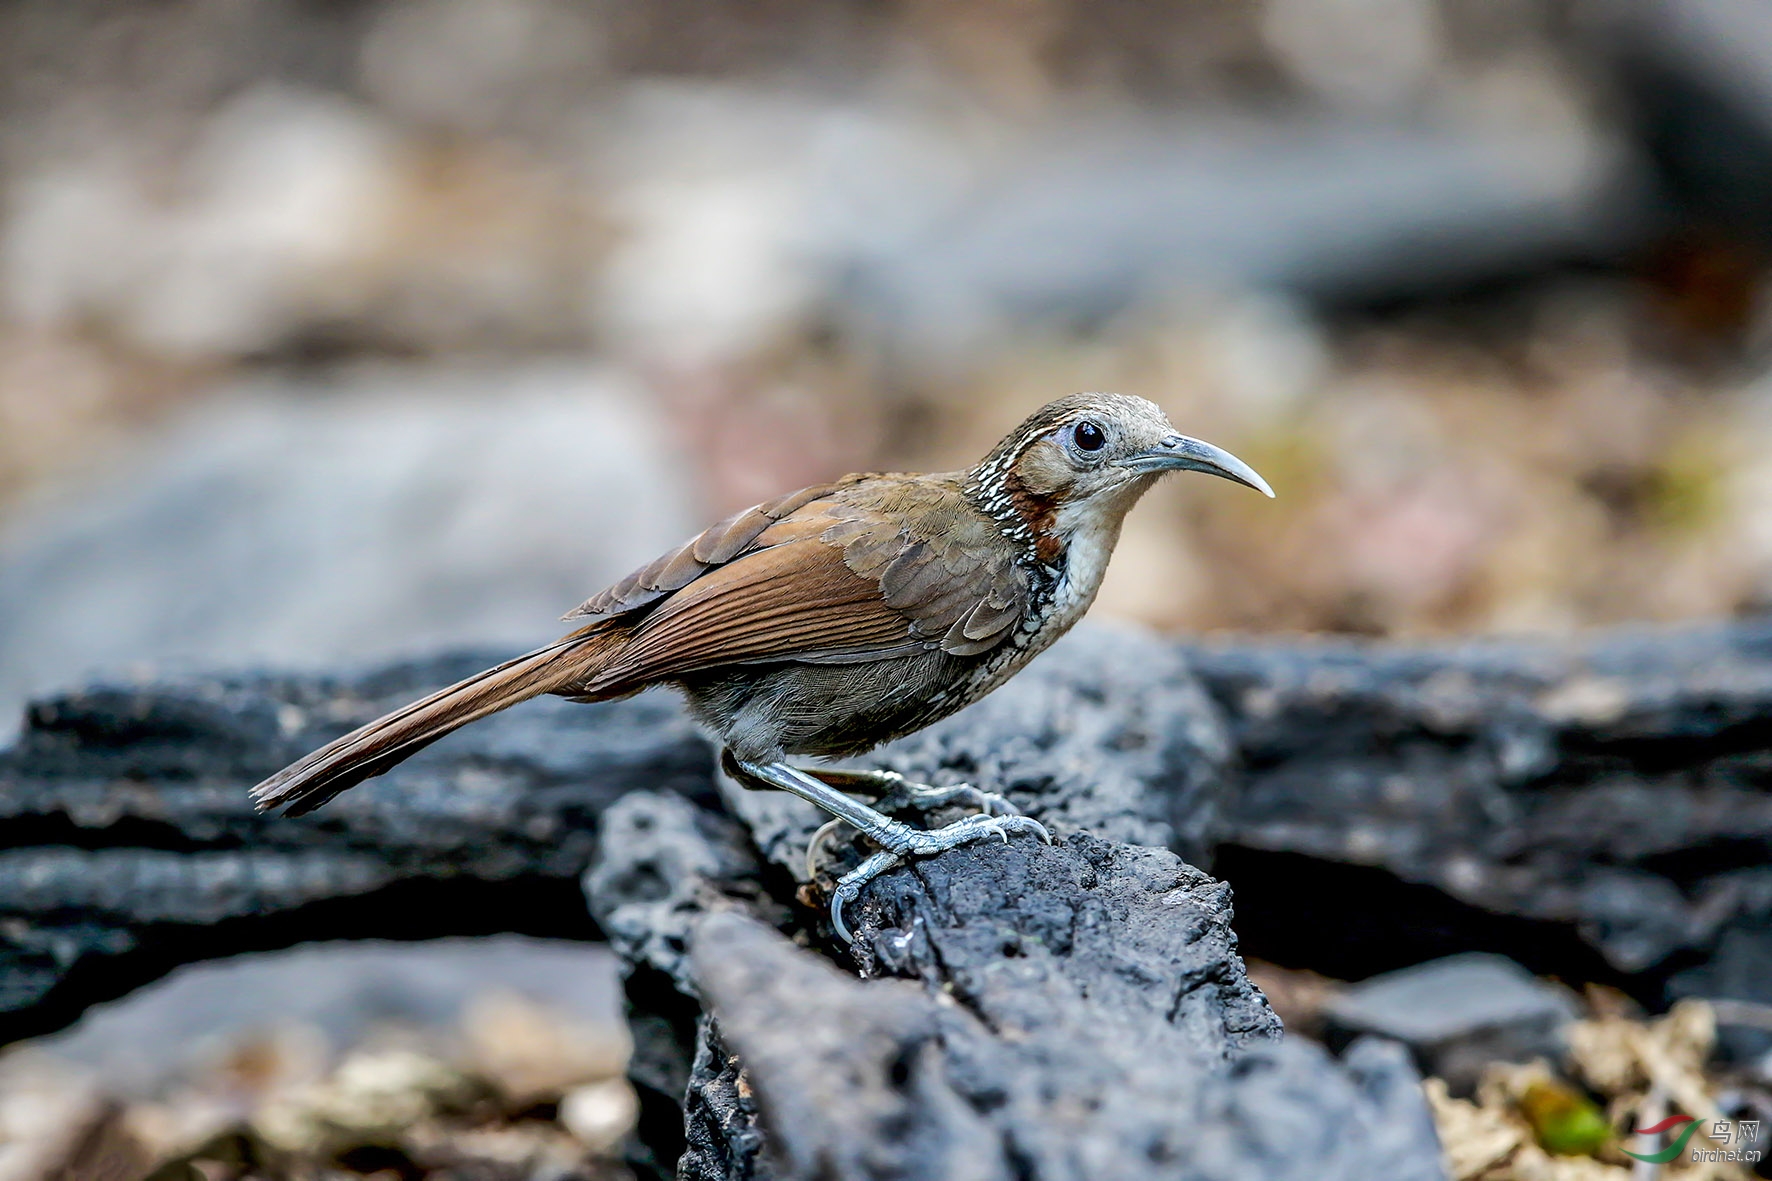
left=1072, top=420, right=1105, bottom=451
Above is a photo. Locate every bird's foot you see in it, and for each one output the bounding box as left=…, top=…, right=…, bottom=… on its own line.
left=801, top=776, right=1020, bottom=878
left=827, top=812, right=1051, bottom=944
left=877, top=776, right=1020, bottom=818
left=804, top=766, right=1021, bottom=818
left=723, top=757, right=1050, bottom=944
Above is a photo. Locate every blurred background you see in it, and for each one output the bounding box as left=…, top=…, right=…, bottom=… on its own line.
left=9, top=0, right=1772, bottom=730
left=7, top=0, right=1772, bottom=1177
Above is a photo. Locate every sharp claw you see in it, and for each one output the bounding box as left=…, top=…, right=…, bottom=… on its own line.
left=830, top=891, right=853, bottom=944
left=805, top=817, right=847, bottom=880
left=827, top=850, right=902, bottom=944
left=822, top=815, right=1052, bottom=945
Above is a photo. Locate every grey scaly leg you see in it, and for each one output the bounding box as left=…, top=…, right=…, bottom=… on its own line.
left=797, top=766, right=1021, bottom=879
left=801, top=766, right=1021, bottom=818
left=726, top=756, right=1050, bottom=943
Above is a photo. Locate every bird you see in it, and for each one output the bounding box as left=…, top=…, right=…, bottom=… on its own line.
left=252, top=393, right=1273, bottom=941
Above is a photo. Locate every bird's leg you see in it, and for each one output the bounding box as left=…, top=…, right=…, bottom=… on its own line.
left=722, top=755, right=1018, bottom=878
left=796, top=766, right=1020, bottom=885
left=725, top=754, right=1050, bottom=944
left=800, top=766, right=1020, bottom=818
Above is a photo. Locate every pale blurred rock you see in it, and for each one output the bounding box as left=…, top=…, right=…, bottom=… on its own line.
left=0, top=1050, right=105, bottom=1181
left=1260, top=0, right=1444, bottom=111
left=592, top=86, right=822, bottom=368
left=1324, top=954, right=1580, bottom=1091
left=0, top=364, right=694, bottom=738
left=462, top=990, right=628, bottom=1103
left=359, top=0, right=610, bottom=135
left=558, top=1079, right=639, bottom=1154
left=254, top=1046, right=482, bottom=1154
left=3, top=88, right=398, bottom=358
left=38, top=937, right=624, bottom=1097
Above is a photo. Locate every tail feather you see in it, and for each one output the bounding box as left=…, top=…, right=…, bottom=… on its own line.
left=252, top=632, right=613, bottom=817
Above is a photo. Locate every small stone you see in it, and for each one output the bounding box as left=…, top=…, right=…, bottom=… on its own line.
left=460, top=989, right=627, bottom=1104
left=558, top=1078, right=638, bottom=1153
left=1324, top=953, right=1578, bottom=1091
left=253, top=1047, right=481, bottom=1155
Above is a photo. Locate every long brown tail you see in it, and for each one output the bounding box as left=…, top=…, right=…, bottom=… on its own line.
left=252, top=629, right=618, bottom=817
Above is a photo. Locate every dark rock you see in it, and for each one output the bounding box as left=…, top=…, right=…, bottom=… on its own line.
left=584, top=791, right=777, bottom=994
left=28, top=617, right=1772, bottom=1038
left=587, top=783, right=1444, bottom=1181
left=0, top=923, right=136, bottom=1014
left=1322, top=953, right=1578, bottom=1093
left=583, top=791, right=782, bottom=1181
left=847, top=834, right=1277, bottom=1057
left=15, top=618, right=1772, bottom=1177
left=689, top=912, right=1443, bottom=1181
left=679, top=1017, right=773, bottom=1181
left=1669, top=925, right=1772, bottom=1067
left=38, top=936, right=622, bottom=1095
left=870, top=627, right=1230, bottom=857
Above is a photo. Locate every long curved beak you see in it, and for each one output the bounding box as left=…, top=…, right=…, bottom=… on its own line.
left=1116, top=434, right=1275, bottom=497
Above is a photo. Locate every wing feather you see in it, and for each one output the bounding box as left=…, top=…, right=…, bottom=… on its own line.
left=587, top=538, right=916, bottom=688
left=563, top=478, right=861, bottom=620
left=960, top=594, right=1022, bottom=641
left=561, top=472, right=1031, bottom=691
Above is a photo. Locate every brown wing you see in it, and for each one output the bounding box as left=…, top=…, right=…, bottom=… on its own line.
left=569, top=473, right=1030, bottom=694
left=564, top=479, right=861, bottom=621
left=826, top=475, right=1031, bottom=657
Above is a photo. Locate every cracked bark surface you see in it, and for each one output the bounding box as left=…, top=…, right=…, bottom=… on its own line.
left=1194, top=619, right=1772, bottom=974
left=586, top=790, right=1443, bottom=1181
left=0, top=651, right=716, bottom=1037
left=7, top=620, right=1772, bottom=1173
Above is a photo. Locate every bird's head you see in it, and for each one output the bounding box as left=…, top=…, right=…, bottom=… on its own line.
left=965, top=393, right=1273, bottom=564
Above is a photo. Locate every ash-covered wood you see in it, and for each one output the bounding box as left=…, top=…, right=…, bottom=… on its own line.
left=587, top=791, right=1443, bottom=1181
left=0, top=650, right=715, bottom=1037
left=7, top=620, right=1772, bottom=1175
left=1194, top=620, right=1772, bottom=974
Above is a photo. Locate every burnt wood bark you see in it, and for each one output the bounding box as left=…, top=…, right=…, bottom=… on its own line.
left=585, top=789, right=1443, bottom=1181
left=1194, top=619, right=1772, bottom=975
left=6, top=620, right=1772, bottom=1174
left=0, top=651, right=715, bottom=1038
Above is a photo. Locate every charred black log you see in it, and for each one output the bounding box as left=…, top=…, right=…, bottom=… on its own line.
left=586, top=790, right=1442, bottom=1181
left=1193, top=619, right=1772, bottom=977
left=8, top=620, right=1772, bottom=1176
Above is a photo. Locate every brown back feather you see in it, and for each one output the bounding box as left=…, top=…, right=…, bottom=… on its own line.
left=251, top=626, right=620, bottom=816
